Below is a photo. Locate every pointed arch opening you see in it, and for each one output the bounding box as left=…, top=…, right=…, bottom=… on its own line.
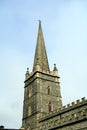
left=48, top=86, right=51, bottom=95
left=48, top=102, right=53, bottom=113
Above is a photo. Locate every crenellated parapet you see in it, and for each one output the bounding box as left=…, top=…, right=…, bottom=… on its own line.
left=39, top=97, right=87, bottom=118
left=63, top=97, right=86, bottom=109
left=39, top=97, right=87, bottom=130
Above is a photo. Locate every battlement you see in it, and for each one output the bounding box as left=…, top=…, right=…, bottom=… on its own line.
left=39, top=97, right=87, bottom=121
left=39, top=97, right=87, bottom=130
left=63, top=97, right=86, bottom=109
left=39, top=107, right=87, bottom=129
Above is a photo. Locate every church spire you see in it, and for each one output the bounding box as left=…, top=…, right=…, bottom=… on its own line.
left=33, top=21, right=50, bottom=72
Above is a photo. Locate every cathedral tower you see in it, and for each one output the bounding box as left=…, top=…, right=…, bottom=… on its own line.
left=22, top=21, right=62, bottom=130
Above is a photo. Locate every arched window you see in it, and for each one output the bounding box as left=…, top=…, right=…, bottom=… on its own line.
left=48, top=102, right=53, bottom=113
left=28, top=106, right=32, bottom=116
left=48, top=86, right=51, bottom=95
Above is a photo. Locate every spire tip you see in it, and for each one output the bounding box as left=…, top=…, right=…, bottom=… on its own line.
left=38, top=20, right=41, bottom=24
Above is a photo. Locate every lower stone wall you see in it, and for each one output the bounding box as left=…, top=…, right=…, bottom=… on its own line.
left=49, top=120, right=87, bottom=130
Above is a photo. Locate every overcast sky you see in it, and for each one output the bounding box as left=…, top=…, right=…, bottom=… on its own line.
left=0, top=0, right=87, bottom=129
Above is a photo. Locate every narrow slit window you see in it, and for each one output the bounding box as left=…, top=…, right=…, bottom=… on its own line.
left=48, top=86, right=51, bottom=95
left=48, top=102, right=53, bottom=113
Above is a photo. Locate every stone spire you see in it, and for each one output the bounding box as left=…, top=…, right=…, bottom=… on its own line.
left=33, top=21, right=50, bottom=72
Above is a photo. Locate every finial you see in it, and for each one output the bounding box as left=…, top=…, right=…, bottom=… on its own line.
left=27, top=67, right=29, bottom=72
left=53, top=64, right=58, bottom=71
left=53, top=64, right=58, bottom=76
left=25, top=67, right=30, bottom=80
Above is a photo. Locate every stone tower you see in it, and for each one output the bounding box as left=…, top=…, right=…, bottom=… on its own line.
left=22, top=21, right=62, bottom=130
